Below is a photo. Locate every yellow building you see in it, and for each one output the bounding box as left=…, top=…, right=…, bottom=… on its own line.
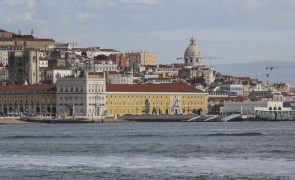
left=106, top=83, right=207, bottom=116
left=0, top=84, right=56, bottom=116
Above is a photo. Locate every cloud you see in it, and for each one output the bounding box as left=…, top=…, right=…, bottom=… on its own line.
left=1, top=0, right=35, bottom=23
left=4, top=0, right=35, bottom=9
left=1, top=0, right=295, bottom=65
left=23, top=12, right=32, bottom=21
left=120, top=0, right=161, bottom=5
left=76, top=12, right=97, bottom=20
left=85, top=0, right=162, bottom=7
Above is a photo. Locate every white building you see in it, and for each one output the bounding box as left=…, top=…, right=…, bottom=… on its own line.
left=219, top=84, right=244, bottom=96
left=107, top=72, right=135, bottom=84
left=84, top=60, right=118, bottom=73
left=155, top=64, right=181, bottom=77
left=85, top=47, right=119, bottom=59
left=39, top=59, right=48, bottom=68
left=184, top=37, right=201, bottom=67
left=54, top=42, right=76, bottom=50
left=0, top=49, right=8, bottom=66
left=45, top=68, right=73, bottom=84
left=0, top=66, right=8, bottom=82
left=144, top=74, right=159, bottom=79
left=145, top=78, right=174, bottom=84
left=179, top=65, right=215, bottom=85
left=179, top=38, right=215, bottom=84
left=56, top=72, right=106, bottom=118
left=254, top=101, right=295, bottom=120
left=0, top=46, right=23, bottom=66
left=220, top=101, right=267, bottom=115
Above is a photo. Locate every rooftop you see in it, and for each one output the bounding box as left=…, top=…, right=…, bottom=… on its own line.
left=0, top=29, right=8, bottom=32
left=106, top=83, right=204, bottom=93
left=0, top=84, right=56, bottom=93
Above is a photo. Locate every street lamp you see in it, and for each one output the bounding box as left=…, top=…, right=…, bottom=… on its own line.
left=72, top=103, right=75, bottom=119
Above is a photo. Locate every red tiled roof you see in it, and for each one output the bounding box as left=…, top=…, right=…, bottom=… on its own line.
left=171, top=63, right=184, bottom=68
left=108, top=71, right=120, bottom=74
left=107, top=83, right=204, bottom=93
left=234, top=77, right=250, bottom=80
left=0, top=84, right=56, bottom=93
left=144, top=65, right=157, bottom=69
left=16, top=38, right=54, bottom=42
left=158, top=64, right=172, bottom=68
left=0, top=37, right=54, bottom=42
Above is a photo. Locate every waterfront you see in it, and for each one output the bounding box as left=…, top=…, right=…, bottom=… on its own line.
left=0, top=122, right=295, bottom=179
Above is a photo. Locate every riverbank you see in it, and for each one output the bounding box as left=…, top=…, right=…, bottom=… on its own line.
left=0, top=117, right=33, bottom=124
left=0, top=116, right=129, bottom=124
left=1, top=115, right=294, bottom=124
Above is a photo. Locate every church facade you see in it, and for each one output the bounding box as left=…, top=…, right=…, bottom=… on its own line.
left=180, top=38, right=215, bottom=85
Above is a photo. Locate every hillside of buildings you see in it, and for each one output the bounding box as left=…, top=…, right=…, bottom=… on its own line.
left=0, top=28, right=294, bottom=119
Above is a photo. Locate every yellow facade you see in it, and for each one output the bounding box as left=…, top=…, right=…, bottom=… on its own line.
left=106, top=92, right=207, bottom=116
left=127, top=52, right=157, bottom=68
left=0, top=85, right=56, bottom=116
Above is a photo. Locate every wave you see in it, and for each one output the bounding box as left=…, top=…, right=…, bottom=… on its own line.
left=118, top=134, right=161, bottom=138
left=1, top=135, right=77, bottom=139
left=204, top=132, right=265, bottom=137
left=0, top=132, right=266, bottom=139
left=0, top=154, right=294, bottom=176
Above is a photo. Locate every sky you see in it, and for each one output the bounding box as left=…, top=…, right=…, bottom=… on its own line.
left=1, top=0, right=295, bottom=66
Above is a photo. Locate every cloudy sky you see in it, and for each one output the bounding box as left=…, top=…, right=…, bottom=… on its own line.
left=1, top=0, right=295, bottom=65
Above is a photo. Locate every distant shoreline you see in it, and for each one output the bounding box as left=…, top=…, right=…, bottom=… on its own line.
left=0, top=117, right=128, bottom=124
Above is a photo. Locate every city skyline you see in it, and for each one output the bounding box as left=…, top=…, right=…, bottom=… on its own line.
left=1, top=0, right=295, bottom=65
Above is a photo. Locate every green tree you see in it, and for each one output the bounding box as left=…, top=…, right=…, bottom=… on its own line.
left=142, top=99, right=150, bottom=114
left=192, top=109, right=198, bottom=114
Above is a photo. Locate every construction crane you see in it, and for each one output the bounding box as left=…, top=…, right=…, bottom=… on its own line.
left=176, top=56, right=223, bottom=64
left=265, top=66, right=278, bottom=86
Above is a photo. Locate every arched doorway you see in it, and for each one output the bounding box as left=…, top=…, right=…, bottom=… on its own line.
left=4, top=107, right=7, bottom=116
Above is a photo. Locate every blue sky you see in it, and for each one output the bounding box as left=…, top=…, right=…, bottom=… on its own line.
left=1, top=0, right=295, bottom=65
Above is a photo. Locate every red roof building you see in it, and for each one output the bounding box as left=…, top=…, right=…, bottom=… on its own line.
left=106, top=83, right=204, bottom=93
left=0, top=84, right=56, bottom=94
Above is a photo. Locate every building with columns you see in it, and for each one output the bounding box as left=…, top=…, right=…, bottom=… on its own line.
left=56, top=72, right=106, bottom=118
left=184, top=38, right=201, bottom=67
left=106, top=83, right=207, bottom=116
left=180, top=38, right=215, bottom=84
left=0, top=84, right=56, bottom=117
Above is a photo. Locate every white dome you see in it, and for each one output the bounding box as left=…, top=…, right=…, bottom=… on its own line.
left=184, top=38, right=201, bottom=57
left=184, top=38, right=201, bottom=67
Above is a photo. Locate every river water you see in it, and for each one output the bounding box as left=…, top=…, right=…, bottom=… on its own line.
left=0, top=122, right=295, bottom=179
